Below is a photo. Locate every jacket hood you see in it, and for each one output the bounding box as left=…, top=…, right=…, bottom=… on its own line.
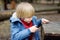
left=10, top=12, right=21, bottom=22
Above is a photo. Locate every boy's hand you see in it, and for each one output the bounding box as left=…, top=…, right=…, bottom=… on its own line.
left=42, top=18, right=49, bottom=24
left=29, top=25, right=39, bottom=33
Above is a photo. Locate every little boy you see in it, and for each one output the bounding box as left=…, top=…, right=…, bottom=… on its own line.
left=10, top=2, right=49, bottom=40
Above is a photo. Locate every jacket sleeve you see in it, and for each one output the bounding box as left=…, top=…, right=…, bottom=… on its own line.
left=32, top=16, right=42, bottom=28
left=10, top=22, right=31, bottom=40
left=37, top=18, right=42, bottom=28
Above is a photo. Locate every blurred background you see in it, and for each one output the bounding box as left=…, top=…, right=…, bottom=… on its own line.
left=0, top=0, right=60, bottom=40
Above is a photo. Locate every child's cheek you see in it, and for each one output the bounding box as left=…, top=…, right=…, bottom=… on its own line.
left=24, top=18, right=32, bottom=22
left=24, top=19, right=31, bottom=22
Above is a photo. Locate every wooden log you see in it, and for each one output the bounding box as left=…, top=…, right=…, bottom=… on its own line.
left=36, top=7, right=60, bottom=12
left=0, top=10, right=13, bottom=21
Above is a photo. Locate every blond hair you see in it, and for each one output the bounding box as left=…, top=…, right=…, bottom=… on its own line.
left=16, top=2, right=35, bottom=18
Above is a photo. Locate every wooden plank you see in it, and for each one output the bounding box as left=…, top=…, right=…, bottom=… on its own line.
left=41, top=22, right=60, bottom=40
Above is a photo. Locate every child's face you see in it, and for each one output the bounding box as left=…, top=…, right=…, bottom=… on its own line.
left=24, top=17, right=32, bottom=23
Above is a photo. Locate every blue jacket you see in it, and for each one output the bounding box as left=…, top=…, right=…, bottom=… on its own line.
left=10, top=13, right=42, bottom=40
